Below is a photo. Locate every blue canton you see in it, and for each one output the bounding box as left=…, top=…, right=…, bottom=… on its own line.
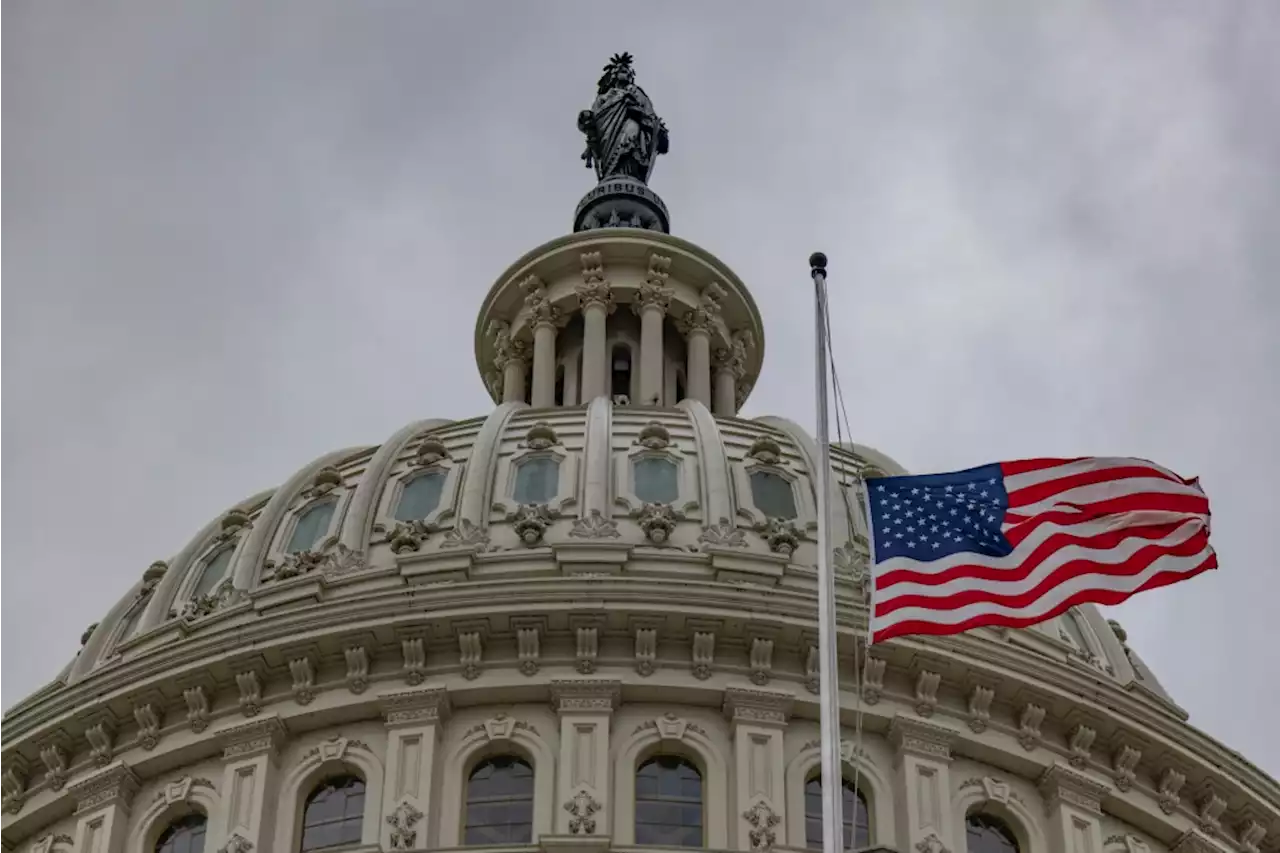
left=866, top=463, right=1013, bottom=563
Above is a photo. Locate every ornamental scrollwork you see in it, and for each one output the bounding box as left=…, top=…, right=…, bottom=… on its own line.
left=565, top=788, right=601, bottom=835
left=262, top=542, right=368, bottom=581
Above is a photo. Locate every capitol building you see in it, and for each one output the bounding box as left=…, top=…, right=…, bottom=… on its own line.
left=2, top=53, right=1276, bottom=853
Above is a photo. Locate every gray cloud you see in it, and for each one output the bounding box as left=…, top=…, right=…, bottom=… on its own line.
left=5, top=1, right=1278, bottom=772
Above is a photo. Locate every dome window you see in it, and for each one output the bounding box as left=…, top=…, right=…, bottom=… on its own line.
left=750, top=470, right=798, bottom=520
left=611, top=344, right=633, bottom=399
left=635, top=755, right=703, bottom=847
left=805, top=776, right=870, bottom=850
left=514, top=457, right=560, bottom=505
left=465, top=755, right=534, bottom=845
left=156, top=812, right=207, bottom=853
left=966, top=813, right=1021, bottom=853
left=300, top=774, right=365, bottom=851
left=191, top=547, right=233, bottom=599
left=394, top=472, right=445, bottom=522
left=287, top=499, right=336, bottom=553
left=634, top=457, right=679, bottom=504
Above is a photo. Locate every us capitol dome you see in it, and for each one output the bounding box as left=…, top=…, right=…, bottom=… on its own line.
left=3, top=52, right=1276, bottom=853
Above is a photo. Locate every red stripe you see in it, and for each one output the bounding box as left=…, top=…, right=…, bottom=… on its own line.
left=876, top=520, right=1191, bottom=591
left=876, top=529, right=1208, bottom=616
left=999, top=458, right=1083, bottom=477
left=1003, top=492, right=1211, bottom=546
left=1006, top=463, right=1187, bottom=508
left=871, top=553, right=1217, bottom=644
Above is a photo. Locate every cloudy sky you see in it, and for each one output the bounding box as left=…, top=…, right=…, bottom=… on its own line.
left=5, top=3, right=1278, bottom=773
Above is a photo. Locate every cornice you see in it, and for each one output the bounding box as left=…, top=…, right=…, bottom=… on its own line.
left=218, top=715, right=288, bottom=762
left=3, top=580, right=1277, bottom=837
left=888, top=715, right=958, bottom=762
left=722, top=686, right=795, bottom=726
left=1038, top=762, right=1114, bottom=815
left=379, top=687, right=452, bottom=727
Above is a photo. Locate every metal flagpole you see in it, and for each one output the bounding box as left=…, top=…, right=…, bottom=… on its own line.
left=810, top=251, right=845, bottom=853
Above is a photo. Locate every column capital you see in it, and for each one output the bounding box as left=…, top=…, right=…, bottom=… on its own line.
left=522, top=274, right=565, bottom=329
left=69, top=762, right=140, bottom=815
left=549, top=678, right=622, bottom=714
left=578, top=252, right=616, bottom=312
left=380, top=686, right=452, bottom=728
left=631, top=252, right=674, bottom=317
left=491, top=323, right=528, bottom=371
left=676, top=281, right=726, bottom=337
left=219, top=715, right=288, bottom=762
left=1037, top=763, right=1111, bottom=815
left=888, top=715, right=957, bottom=762
left=722, top=686, right=794, bottom=727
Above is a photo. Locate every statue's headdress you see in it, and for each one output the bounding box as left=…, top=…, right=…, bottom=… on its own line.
left=597, top=52, right=635, bottom=94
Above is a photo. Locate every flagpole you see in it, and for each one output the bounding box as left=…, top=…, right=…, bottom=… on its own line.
left=810, top=251, right=845, bottom=853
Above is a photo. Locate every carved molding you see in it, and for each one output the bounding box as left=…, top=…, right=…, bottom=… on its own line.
left=219, top=715, right=288, bottom=761
left=69, top=763, right=140, bottom=815
left=888, top=716, right=956, bottom=761
left=722, top=686, right=794, bottom=726
left=549, top=678, right=622, bottom=713
left=1038, top=762, right=1112, bottom=815
left=380, top=687, right=452, bottom=727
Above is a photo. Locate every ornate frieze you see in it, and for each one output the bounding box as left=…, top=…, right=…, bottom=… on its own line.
left=549, top=679, right=621, bottom=713
left=699, top=517, right=747, bottom=548
left=1038, top=762, right=1112, bottom=815
left=386, top=799, right=424, bottom=849
left=69, top=763, right=140, bottom=815
left=723, top=686, right=793, bottom=726
left=570, top=509, right=620, bottom=539
left=263, top=542, right=367, bottom=580
left=565, top=788, right=602, bottom=834
left=219, top=716, right=288, bottom=761
left=888, top=715, right=956, bottom=761
left=441, top=518, right=490, bottom=550
left=743, top=799, right=782, bottom=852
left=380, top=687, right=451, bottom=727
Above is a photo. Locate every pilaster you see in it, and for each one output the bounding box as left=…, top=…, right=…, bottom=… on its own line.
left=1038, top=763, right=1113, bottom=853
left=889, top=716, right=958, bottom=853
left=215, top=715, right=288, bottom=852
left=723, top=687, right=793, bottom=853
left=380, top=687, right=452, bottom=850
left=549, top=679, right=620, bottom=838
left=70, top=763, right=140, bottom=853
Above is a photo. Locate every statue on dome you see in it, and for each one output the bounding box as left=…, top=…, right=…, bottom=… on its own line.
left=578, top=52, right=669, bottom=185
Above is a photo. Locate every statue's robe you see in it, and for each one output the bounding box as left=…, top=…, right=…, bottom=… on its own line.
left=591, top=84, right=660, bottom=182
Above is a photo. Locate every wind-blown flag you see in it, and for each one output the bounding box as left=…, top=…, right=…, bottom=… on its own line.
left=865, top=457, right=1215, bottom=644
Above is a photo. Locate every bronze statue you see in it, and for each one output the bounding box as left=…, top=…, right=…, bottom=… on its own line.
left=578, top=53, right=669, bottom=185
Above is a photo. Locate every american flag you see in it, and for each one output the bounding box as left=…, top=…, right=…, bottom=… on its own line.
left=864, top=457, right=1215, bottom=644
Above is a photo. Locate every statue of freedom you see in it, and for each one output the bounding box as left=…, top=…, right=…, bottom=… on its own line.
left=578, top=53, right=670, bottom=185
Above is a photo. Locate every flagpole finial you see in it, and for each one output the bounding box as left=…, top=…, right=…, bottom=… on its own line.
left=809, top=252, right=828, bottom=278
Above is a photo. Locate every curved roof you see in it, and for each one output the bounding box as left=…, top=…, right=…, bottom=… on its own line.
left=25, top=401, right=1170, bottom=713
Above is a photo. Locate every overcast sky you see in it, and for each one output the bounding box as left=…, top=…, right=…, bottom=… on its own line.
left=4, top=2, right=1278, bottom=774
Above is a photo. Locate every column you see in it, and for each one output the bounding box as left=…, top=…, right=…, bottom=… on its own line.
left=216, top=716, right=287, bottom=852
left=531, top=321, right=558, bottom=407
left=713, top=351, right=737, bottom=417
left=633, top=254, right=672, bottom=407
left=70, top=764, right=140, bottom=853
left=686, top=327, right=712, bottom=407
left=578, top=252, right=614, bottom=402
left=550, top=679, right=620, bottom=838
left=889, top=716, right=958, bottom=853
left=499, top=344, right=528, bottom=404
left=380, top=688, right=451, bottom=851
left=723, top=688, right=793, bottom=853
left=1038, top=764, right=1112, bottom=853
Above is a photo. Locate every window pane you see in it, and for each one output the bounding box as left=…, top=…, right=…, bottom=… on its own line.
left=192, top=548, right=233, bottom=599
left=750, top=470, right=797, bottom=519
left=805, top=777, right=870, bottom=850
left=514, top=457, right=559, bottom=504
left=634, top=457, right=679, bottom=504
left=156, top=813, right=207, bottom=853
left=301, top=775, right=364, bottom=852
left=287, top=500, right=336, bottom=553
left=395, top=472, right=445, bottom=521
left=966, top=814, right=1020, bottom=853
left=465, top=756, right=535, bottom=846
left=635, top=756, right=702, bottom=848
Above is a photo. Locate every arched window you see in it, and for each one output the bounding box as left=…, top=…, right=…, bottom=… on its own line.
left=612, top=345, right=632, bottom=400
left=464, top=755, right=535, bottom=845
left=966, top=814, right=1020, bottom=853
left=804, top=776, right=870, bottom=849
left=514, top=457, right=559, bottom=505
left=750, top=470, right=797, bottom=519
left=634, top=457, right=679, bottom=504
left=287, top=500, right=336, bottom=553
left=394, top=472, right=445, bottom=521
left=191, top=547, right=233, bottom=599
left=156, top=813, right=207, bottom=853
left=635, top=755, right=702, bottom=847
left=300, top=775, right=365, bottom=851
